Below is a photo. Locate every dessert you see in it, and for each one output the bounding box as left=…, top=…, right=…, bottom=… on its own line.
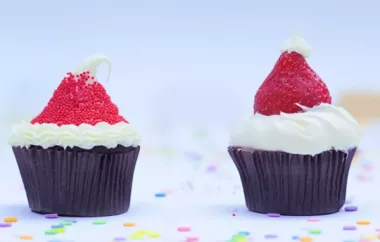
left=228, top=35, right=361, bottom=215
left=9, top=55, right=141, bottom=217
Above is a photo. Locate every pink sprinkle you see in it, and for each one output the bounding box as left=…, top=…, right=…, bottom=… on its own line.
left=186, top=236, right=199, bottom=242
left=177, top=226, right=191, bottom=232
left=307, top=218, right=320, bottom=222
left=376, top=228, right=380, bottom=232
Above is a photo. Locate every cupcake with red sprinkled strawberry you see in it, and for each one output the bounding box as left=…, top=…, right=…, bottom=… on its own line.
left=228, top=35, right=361, bottom=216
left=9, top=55, right=141, bottom=217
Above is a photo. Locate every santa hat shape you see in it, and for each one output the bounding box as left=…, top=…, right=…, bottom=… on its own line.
left=31, top=55, right=127, bottom=126
left=254, top=35, right=332, bottom=116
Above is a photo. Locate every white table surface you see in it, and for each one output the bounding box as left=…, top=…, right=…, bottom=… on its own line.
left=0, top=128, right=378, bottom=242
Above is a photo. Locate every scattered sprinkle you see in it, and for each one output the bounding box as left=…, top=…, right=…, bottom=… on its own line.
left=129, top=233, right=143, bottom=240
left=237, top=231, right=250, bottom=236
left=308, top=229, right=322, bottom=235
left=177, top=226, right=191, bottom=232
left=19, top=235, right=33, bottom=240
left=114, top=237, right=126, bottom=241
left=186, top=236, right=200, bottom=242
left=45, top=214, right=58, bottom=219
left=148, top=232, right=161, bottom=238
left=343, top=225, right=357, bottom=231
left=307, top=218, right=320, bottom=222
left=59, top=221, right=73, bottom=226
left=92, top=220, right=106, bottom=225
left=51, top=224, right=64, bottom=229
left=357, top=220, right=371, bottom=225
left=0, top=223, right=11, bottom=228
left=4, top=217, right=18, bottom=223
left=267, top=213, right=280, bottom=217
left=265, top=234, right=277, bottom=239
left=344, top=206, right=358, bottom=212
left=45, top=229, right=58, bottom=235
left=154, top=193, right=166, bottom=198
left=300, top=237, right=313, bottom=242
left=123, top=222, right=136, bottom=227
left=292, top=235, right=299, bottom=240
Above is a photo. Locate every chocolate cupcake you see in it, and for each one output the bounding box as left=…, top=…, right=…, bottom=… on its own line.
left=9, top=55, right=141, bottom=217
left=229, top=35, right=361, bottom=216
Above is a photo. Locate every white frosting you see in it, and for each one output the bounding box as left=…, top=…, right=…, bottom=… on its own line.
left=280, top=34, right=311, bottom=58
left=9, top=121, right=141, bottom=149
left=230, top=104, right=361, bottom=155
left=9, top=55, right=142, bottom=149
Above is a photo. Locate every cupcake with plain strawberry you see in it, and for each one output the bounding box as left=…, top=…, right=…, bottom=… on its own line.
left=9, top=55, right=141, bottom=217
left=229, top=35, right=361, bottom=216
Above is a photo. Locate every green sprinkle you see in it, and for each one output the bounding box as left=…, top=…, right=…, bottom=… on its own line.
left=308, top=229, right=322, bottom=235
left=92, top=220, right=107, bottom=225
left=231, top=234, right=248, bottom=242
left=44, top=229, right=58, bottom=235
left=59, top=221, right=72, bottom=226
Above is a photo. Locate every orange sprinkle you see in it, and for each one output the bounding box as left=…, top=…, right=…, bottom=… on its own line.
left=123, top=222, right=136, bottom=227
left=19, top=235, right=33, bottom=240
left=357, top=220, right=371, bottom=225
left=300, top=236, right=313, bottom=242
left=4, top=217, right=18, bottom=223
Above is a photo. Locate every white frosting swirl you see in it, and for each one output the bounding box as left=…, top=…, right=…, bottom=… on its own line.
left=9, top=121, right=141, bottom=149
left=230, top=104, right=361, bottom=155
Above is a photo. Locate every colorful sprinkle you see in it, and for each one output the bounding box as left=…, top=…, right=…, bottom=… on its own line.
left=307, top=218, right=320, bottom=222
left=177, top=226, right=191, bottom=232
left=300, top=237, right=313, bottom=242
left=123, top=222, right=136, bottom=227
left=114, top=237, right=126, bottom=241
left=344, top=206, right=358, bottom=212
left=92, top=220, right=106, bottom=225
left=237, top=231, right=250, bottom=236
left=4, top=217, right=18, bottom=223
left=154, top=193, right=166, bottom=197
left=44, top=229, right=58, bottom=235
left=59, top=221, right=73, bottom=226
left=186, top=236, right=200, bottom=242
left=292, top=236, right=299, bottom=240
left=45, top=214, right=58, bottom=219
left=51, top=224, right=64, bottom=228
left=343, top=225, right=357, bottom=231
left=148, top=232, right=161, bottom=238
left=357, top=220, right=371, bottom=225
left=267, top=213, right=280, bottom=217
left=308, top=229, right=322, bottom=235
left=53, top=227, right=65, bottom=233
left=19, top=235, right=33, bottom=240
left=129, top=233, right=143, bottom=240
left=0, top=223, right=11, bottom=228
left=265, top=234, right=277, bottom=239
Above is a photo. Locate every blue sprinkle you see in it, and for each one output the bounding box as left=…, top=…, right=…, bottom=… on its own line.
left=51, top=224, right=64, bottom=228
left=292, top=236, right=299, bottom=240
left=155, top=193, right=166, bottom=198
left=69, top=220, right=77, bottom=223
left=237, top=231, right=250, bottom=236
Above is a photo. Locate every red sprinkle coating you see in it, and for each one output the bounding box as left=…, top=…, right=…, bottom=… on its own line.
left=31, top=71, right=128, bottom=126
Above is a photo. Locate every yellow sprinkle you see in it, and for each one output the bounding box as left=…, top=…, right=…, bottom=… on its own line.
left=129, top=233, right=143, bottom=240
left=4, top=217, right=18, bottom=223
left=53, top=227, right=65, bottom=233
left=123, top=222, right=136, bottom=227
left=357, top=220, right=371, bottom=225
left=19, top=235, right=33, bottom=240
left=135, top=230, right=149, bottom=235
left=362, top=235, right=377, bottom=240
left=300, top=236, right=313, bottom=242
left=148, top=232, right=161, bottom=238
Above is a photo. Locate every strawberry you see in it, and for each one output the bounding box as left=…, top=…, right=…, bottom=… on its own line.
left=31, top=71, right=128, bottom=126
left=254, top=48, right=332, bottom=116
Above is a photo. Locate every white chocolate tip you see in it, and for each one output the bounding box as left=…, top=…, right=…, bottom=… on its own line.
left=280, top=35, right=311, bottom=58
left=73, top=55, right=112, bottom=84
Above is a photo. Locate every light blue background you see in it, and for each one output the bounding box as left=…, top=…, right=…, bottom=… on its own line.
left=0, top=0, right=379, bottom=129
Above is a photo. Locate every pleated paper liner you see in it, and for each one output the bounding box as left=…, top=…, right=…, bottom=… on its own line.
left=228, top=147, right=356, bottom=216
left=12, top=145, right=140, bottom=217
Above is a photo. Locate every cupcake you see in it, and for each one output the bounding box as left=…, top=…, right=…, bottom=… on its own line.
left=229, top=35, right=361, bottom=216
left=9, top=55, right=141, bottom=217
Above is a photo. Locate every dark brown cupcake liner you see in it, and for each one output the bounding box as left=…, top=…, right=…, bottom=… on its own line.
left=12, top=145, right=140, bottom=217
left=228, top=146, right=356, bottom=216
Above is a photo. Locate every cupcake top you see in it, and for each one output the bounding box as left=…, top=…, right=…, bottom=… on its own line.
left=230, top=35, right=361, bottom=155
left=9, top=55, right=141, bottom=149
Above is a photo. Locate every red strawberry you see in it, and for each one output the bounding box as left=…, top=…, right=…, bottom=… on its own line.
left=254, top=47, right=332, bottom=116
left=31, top=71, right=128, bottom=126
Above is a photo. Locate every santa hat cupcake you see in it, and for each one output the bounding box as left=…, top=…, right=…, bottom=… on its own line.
left=229, top=35, right=361, bottom=215
left=9, top=55, right=141, bottom=217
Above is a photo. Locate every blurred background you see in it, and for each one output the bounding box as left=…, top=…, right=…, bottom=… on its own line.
left=0, top=0, right=379, bottom=194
